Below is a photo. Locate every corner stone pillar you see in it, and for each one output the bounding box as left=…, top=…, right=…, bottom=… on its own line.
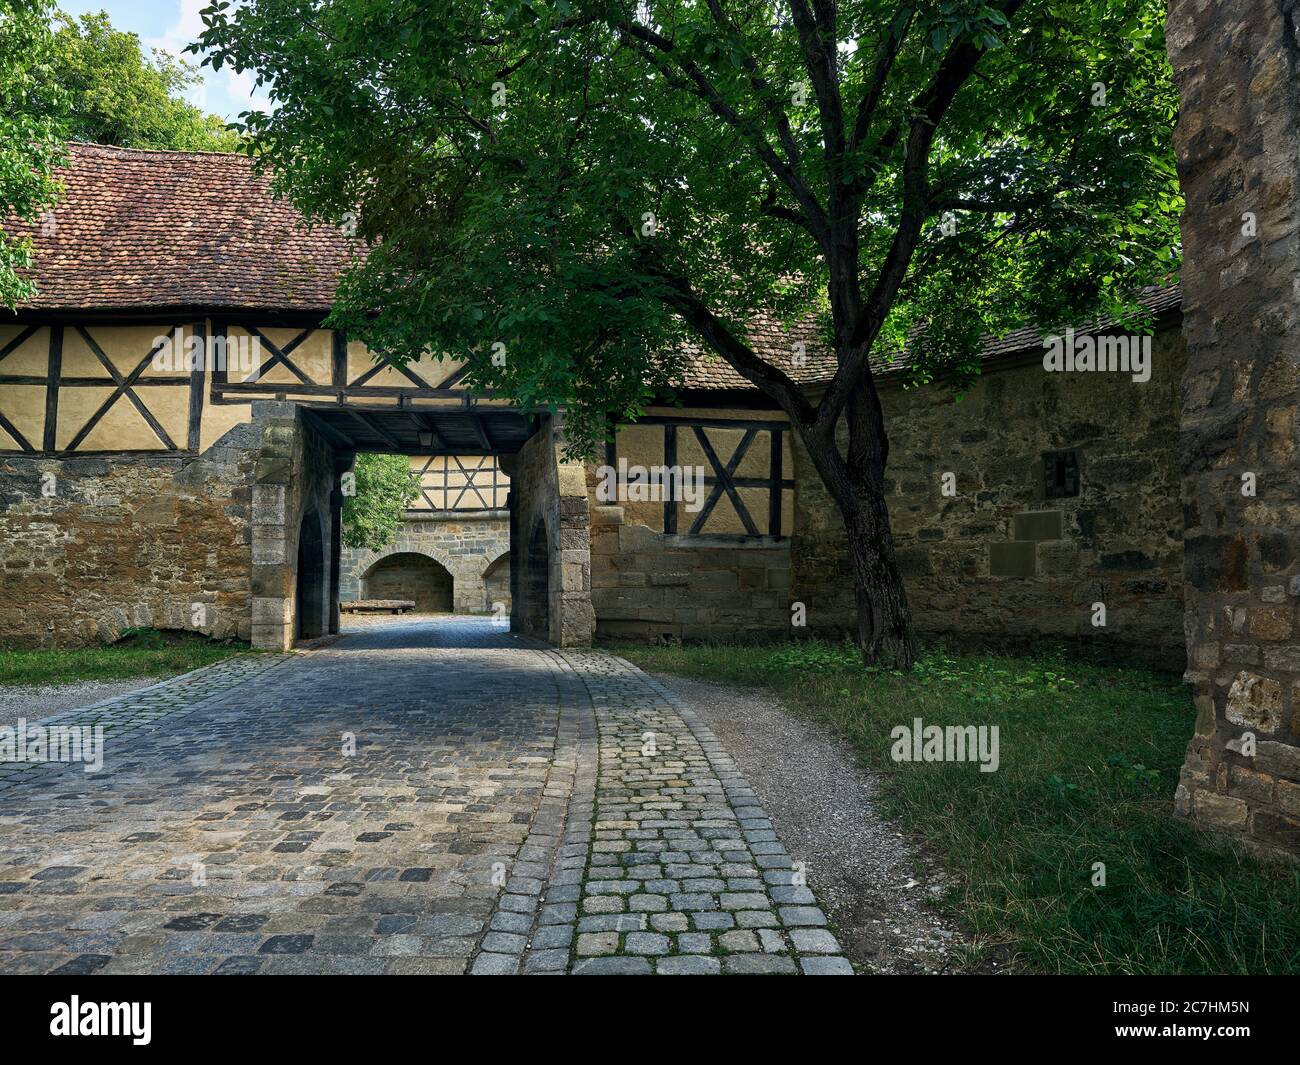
left=250, top=405, right=301, bottom=651
left=1169, top=0, right=1300, bottom=853
left=556, top=459, right=595, bottom=647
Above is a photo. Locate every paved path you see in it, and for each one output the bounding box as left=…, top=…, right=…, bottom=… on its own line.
left=0, top=618, right=849, bottom=975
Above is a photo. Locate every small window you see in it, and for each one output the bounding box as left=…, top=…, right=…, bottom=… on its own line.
left=1043, top=450, right=1080, bottom=499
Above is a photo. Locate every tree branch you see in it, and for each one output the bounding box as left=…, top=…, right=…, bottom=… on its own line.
left=701, top=0, right=806, bottom=180
left=787, top=0, right=845, bottom=165
left=848, top=8, right=914, bottom=152
left=817, top=0, right=1027, bottom=434
left=617, top=19, right=832, bottom=252
left=637, top=253, right=816, bottom=425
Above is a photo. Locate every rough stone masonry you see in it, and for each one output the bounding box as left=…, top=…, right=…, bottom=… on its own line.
left=1168, top=0, right=1300, bottom=855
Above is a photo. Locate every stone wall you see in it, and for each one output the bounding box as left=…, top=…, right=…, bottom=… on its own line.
left=1168, top=0, right=1300, bottom=854
left=361, top=554, right=453, bottom=611
left=790, top=325, right=1188, bottom=669
left=340, top=510, right=510, bottom=614
left=505, top=417, right=594, bottom=646
left=589, top=503, right=790, bottom=642
left=0, top=400, right=336, bottom=647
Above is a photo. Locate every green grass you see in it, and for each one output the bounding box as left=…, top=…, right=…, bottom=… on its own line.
left=615, top=639, right=1300, bottom=975
left=0, top=628, right=250, bottom=688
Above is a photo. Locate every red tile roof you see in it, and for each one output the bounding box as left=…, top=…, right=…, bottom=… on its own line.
left=8, top=143, right=1180, bottom=391
left=678, top=284, right=1183, bottom=391
left=7, top=142, right=355, bottom=312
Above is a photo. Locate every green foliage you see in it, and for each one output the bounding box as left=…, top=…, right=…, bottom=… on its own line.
left=195, top=0, right=1181, bottom=455
left=0, top=628, right=248, bottom=686
left=341, top=452, right=420, bottom=551
left=36, top=11, right=242, bottom=151
left=618, top=641, right=1300, bottom=974
left=0, top=0, right=67, bottom=308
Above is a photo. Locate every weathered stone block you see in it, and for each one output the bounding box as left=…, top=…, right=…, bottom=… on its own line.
left=1249, top=607, right=1293, bottom=640
left=989, top=541, right=1036, bottom=577
left=1193, top=791, right=1249, bottom=830
left=1250, top=811, right=1300, bottom=849
left=1224, top=671, right=1283, bottom=732
left=251, top=596, right=291, bottom=625
left=1012, top=511, right=1063, bottom=541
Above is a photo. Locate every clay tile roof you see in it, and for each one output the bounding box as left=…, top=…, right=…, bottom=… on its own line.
left=675, top=283, right=1183, bottom=391
left=8, top=142, right=1181, bottom=389
left=7, top=142, right=355, bottom=313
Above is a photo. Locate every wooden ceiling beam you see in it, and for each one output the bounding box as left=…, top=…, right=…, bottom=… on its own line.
left=348, top=410, right=402, bottom=450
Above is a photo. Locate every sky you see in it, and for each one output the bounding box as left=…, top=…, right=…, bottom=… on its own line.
left=57, top=0, right=271, bottom=122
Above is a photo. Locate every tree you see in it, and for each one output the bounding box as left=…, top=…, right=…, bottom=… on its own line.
left=32, top=11, right=241, bottom=151
left=341, top=453, right=420, bottom=551
left=196, top=0, right=1180, bottom=666
left=0, top=0, right=66, bottom=308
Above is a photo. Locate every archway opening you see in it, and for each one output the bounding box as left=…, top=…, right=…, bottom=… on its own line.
left=519, top=520, right=550, bottom=638
left=482, top=552, right=512, bottom=615
left=361, top=552, right=454, bottom=613
left=296, top=509, right=327, bottom=640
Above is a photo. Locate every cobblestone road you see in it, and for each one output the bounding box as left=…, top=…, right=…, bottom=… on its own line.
left=0, top=617, right=850, bottom=975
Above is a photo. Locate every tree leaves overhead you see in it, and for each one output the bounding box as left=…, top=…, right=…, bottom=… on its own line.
left=0, top=0, right=66, bottom=308
left=1, top=3, right=244, bottom=308
left=195, top=0, right=1180, bottom=453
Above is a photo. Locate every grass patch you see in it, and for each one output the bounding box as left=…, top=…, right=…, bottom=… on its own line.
left=0, top=628, right=250, bottom=688
left=614, top=639, right=1300, bottom=975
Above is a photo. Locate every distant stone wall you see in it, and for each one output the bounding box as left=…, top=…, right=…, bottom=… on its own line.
left=1168, top=0, right=1300, bottom=854
left=340, top=510, right=509, bottom=614
left=791, top=325, right=1188, bottom=669
left=589, top=504, right=790, bottom=642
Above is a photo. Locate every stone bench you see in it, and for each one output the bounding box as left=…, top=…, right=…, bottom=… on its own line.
left=340, top=599, right=417, bottom=615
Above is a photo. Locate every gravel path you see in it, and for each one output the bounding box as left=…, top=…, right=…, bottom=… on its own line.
left=648, top=671, right=963, bottom=974
left=0, top=678, right=161, bottom=731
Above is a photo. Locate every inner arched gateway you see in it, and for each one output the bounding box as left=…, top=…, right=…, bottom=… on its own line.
left=360, top=552, right=454, bottom=613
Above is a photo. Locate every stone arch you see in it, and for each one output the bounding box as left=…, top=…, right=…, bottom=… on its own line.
left=360, top=551, right=454, bottom=612
left=343, top=541, right=459, bottom=604
left=482, top=548, right=511, bottom=614
left=349, top=540, right=461, bottom=580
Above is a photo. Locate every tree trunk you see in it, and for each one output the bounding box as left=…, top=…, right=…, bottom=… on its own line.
left=790, top=342, right=918, bottom=668
left=842, top=489, right=917, bottom=669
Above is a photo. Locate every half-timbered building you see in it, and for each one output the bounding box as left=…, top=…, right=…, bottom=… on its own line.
left=1, top=143, right=1188, bottom=667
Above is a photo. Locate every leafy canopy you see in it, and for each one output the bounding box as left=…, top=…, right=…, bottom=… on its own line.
left=35, top=11, right=242, bottom=151
left=195, top=0, right=1180, bottom=454
left=0, top=0, right=66, bottom=307
left=341, top=452, right=420, bottom=551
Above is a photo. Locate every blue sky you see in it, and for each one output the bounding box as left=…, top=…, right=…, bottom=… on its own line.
left=57, top=1, right=271, bottom=122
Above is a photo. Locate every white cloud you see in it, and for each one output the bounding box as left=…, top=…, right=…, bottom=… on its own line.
left=146, top=0, right=272, bottom=121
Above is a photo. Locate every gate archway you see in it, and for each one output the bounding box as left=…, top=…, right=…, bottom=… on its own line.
left=360, top=551, right=454, bottom=613
left=295, top=508, right=327, bottom=640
